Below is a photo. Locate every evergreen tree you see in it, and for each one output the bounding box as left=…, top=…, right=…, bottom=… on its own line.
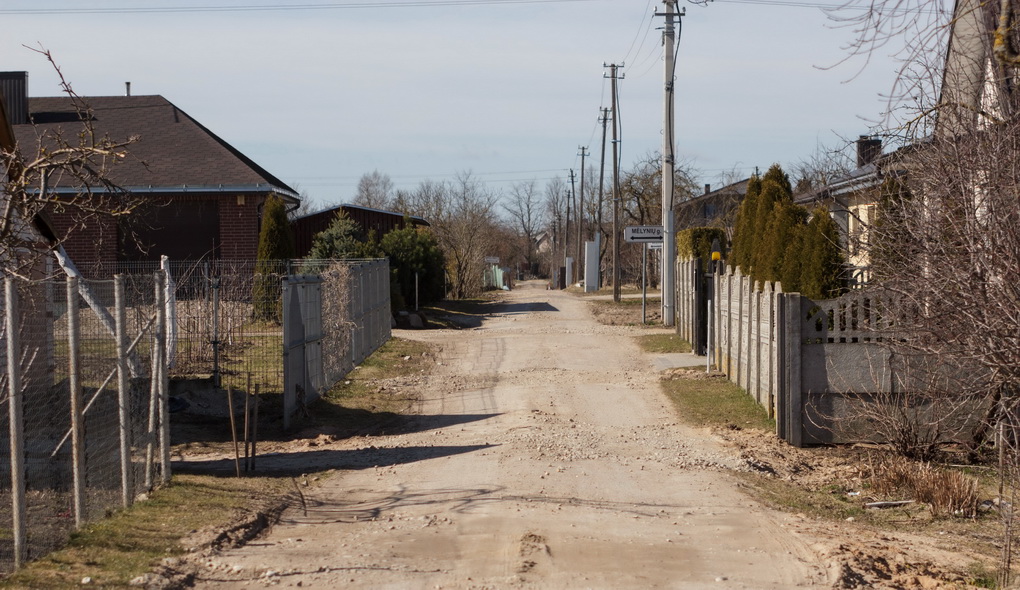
left=869, top=177, right=913, bottom=282
left=254, top=194, right=296, bottom=321
left=257, top=194, right=296, bottom=261
left=750, top=180, right=790, bottom=279
left=757, top=199, right=806, bottom=283
left=728, top=164, right=848, bottom=299
left=779, top=224, right=806, bottom=293
left=730, top=174, right=762, bottom=273
left=761, top=163, right=792, bottom=196
left=307, top=210, right=372, bottom=260
left=381, top=224, right=446, bottom=309
left=800, top=207, right=846, bottom=299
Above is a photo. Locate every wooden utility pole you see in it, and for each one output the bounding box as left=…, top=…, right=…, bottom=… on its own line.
left=605, top=63, right=624, bottom=303
left=657, top=0, right=682, bottom=327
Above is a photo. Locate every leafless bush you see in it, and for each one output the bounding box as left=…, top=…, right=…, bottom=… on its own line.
left=867, top=454, right=979, bottom=518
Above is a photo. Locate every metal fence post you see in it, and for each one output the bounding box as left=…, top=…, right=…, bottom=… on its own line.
left=282, top=277, right=292, bottom=431
left=6, top=279, right=26, bottom=568
left=156, top=271, right=170, bottom=484
left=114, top=275, right=132, bottom=508
left=211, top=277, right=221, bottom=388
left=145, top=274, right=160, bottom=490
left=67, top=277, right=85, bottom=528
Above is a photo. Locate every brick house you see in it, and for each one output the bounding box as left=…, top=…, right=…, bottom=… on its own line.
left=3, top=71, right=299, bottom=266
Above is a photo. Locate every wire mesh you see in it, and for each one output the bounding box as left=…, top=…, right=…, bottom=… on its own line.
left=0, top=257, right=390, bottom=574
left=0, top=274, right=166, bottom=574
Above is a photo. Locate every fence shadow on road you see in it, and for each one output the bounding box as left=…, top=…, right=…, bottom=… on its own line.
left=422, top=297, right=558, bottom=329
left=494, top=302, right=558, bottom=315
left=283, top=485, right=704, bottom=525
left=173, top=443, right=499, bottom=477
left=381, top=412, right=503, bottom=436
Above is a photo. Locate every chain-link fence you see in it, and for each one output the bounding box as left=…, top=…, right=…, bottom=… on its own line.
left=0, top=257, right=391, bottom=575
left=283, top=259, right=390, bottom=428
left=82, top=258, right=390, bottom=429
left=0, top=272, right=170, bottom=574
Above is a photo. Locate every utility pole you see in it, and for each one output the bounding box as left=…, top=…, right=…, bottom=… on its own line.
left=597, top=107, right=610, bottom=290
left=605, top=62, right=624, bottom=303
left=576, top=146, right=587, bottom=283
left=564, top=172, right=574, bottom=285
left=568, top=168, right=577, bottom=283
left=657, top=0, right=682, bottom=327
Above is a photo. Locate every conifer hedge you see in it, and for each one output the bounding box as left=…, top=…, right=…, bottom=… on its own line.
left=724, top=164, right=847, bottom=300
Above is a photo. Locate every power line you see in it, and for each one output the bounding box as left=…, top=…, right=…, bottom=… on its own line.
left=619, top=0, right=655, bottom=65
left=0, top=0, right=602, bottom=15
left=711, top=0, right=944, bottom=12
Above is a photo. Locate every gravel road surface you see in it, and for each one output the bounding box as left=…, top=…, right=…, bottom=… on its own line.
left=190, top=281, right=833, bottom=589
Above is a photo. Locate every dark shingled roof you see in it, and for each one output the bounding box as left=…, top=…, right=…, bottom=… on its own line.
left=13, top=95, right=297, bottom=198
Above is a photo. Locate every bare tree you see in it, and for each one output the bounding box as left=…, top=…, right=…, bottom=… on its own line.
left=543, top=177, right=568, bottom=277
left=502, top=179, right=545, bottom=276
left=789, top=140, right=856, bottom=196
left=1, top=48, right=139, bottom=278
left=401, top=174, right=499, bottom=299
left=615, top=152, right=700, bottom=285
left=353, top=170, right=394, bottom=210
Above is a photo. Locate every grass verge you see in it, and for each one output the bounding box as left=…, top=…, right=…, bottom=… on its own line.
left=661, top=372, right=1005, bottom=585
left=311, top=337, right=433, bottom=434
left=660, top=373, right=773, bottom=431
left=635, top=333, right=692, bottom=354
left=0, top=475, right=290, bottom=589
left=4, top=336, right=437, bottom=588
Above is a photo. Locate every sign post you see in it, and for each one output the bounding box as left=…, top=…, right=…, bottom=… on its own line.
left=624, top=225, right=663, bottom=244
left=625, top=226, right=663, bottom=324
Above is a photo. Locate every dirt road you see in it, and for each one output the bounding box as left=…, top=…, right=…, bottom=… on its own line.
left=191, top=281, right=834, bottom=589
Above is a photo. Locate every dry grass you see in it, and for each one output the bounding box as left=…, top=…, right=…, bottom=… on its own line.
left=867, top=454, right=980, bottom=518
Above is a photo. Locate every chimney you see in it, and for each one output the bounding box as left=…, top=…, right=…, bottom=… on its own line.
left=704, top=183, right=711, bottom=195
left=125, top=81, right=131, bottom=97
left=0, top=72, right=28, bottom=124
left=856, top=135, right=882, bottom=168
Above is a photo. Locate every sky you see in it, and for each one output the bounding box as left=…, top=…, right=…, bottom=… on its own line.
left=1, top=0, right=915, bottom=210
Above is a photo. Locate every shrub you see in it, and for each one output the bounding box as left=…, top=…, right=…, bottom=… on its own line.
left=253, top=194, right=296, bottom=321
left=677, top=227, right=727, bottom=264
left=381, top=224, right=446, bottom=309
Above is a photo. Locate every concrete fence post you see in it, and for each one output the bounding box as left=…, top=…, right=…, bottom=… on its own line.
left=784, top=293, right=803, bottom=447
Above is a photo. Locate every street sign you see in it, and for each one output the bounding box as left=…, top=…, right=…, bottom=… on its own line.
left=624, top=225, right=663, bottom=243
left=648, top=242, right=663, bottom=250
left=484, top=257, right=500, bottom=264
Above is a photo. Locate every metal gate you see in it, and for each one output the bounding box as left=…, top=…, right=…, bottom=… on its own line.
left=282, top=276, right=323, bottom=430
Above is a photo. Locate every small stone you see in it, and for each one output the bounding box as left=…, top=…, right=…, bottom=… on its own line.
left=81, top=577, right=93, bottom=585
